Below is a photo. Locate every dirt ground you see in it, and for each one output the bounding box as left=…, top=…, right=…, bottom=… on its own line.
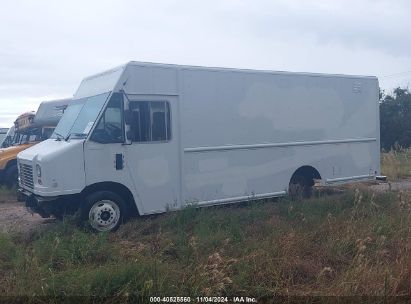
left=0, top=193, right=55, bottom=236
left=370, top=178, right=411, bottom=192
left=1, top=179, right=411, bottom=236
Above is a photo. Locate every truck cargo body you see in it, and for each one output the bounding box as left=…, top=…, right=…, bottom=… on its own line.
left=18, top=62, right=380, bottom=231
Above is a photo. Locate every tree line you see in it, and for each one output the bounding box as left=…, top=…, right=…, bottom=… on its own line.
left=380, top=87, right=411, bottom=150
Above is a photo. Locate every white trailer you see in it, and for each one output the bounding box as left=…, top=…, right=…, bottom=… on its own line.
left=18, top=62, right=380, bottom=231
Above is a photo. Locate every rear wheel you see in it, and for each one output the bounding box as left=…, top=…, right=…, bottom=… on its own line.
left=288, top=175, right=313, bottom=200
left=5, top=164, right=18, bottom=189
left=82, top=191, right=127, bottom=232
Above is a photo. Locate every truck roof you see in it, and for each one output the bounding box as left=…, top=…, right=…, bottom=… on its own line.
left=74, top=61, right=378, bottom=100
left=126, top=61, right=378, bottom=80
left=15, top=112, right=36, bottom=131
left=32, top=98, right=72, bottom=127
left=79, top=61, right=377, bottom=86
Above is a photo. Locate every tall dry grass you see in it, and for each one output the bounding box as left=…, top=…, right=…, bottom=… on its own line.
left=381, top=148, right=411, bottom=180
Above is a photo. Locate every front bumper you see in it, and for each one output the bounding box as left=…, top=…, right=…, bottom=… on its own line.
left=18, top=188, right=60, bottom=218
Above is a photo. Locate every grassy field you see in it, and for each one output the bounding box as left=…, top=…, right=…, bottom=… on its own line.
left=0, top=153, right=410, bottom=302
left=381, top=149, right=411, bottom=180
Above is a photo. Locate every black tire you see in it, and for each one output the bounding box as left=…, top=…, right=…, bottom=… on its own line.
left=81, top=191, right=127, bottom=232
left=5, top=164, right=18, bottom=189
left=289, top=175, right=313, bottom=200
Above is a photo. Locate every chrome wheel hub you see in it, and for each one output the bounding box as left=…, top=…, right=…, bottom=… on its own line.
left=89, top=200, right=120, bottom=232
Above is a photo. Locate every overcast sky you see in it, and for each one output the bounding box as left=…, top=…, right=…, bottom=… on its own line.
left=1, top=0, right=410, bottom=127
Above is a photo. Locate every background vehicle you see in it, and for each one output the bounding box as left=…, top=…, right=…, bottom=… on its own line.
left=18, top=62, right=380, bottom=232
left=0, top=99, right=70, bottom=187
left=0, top=128, right=9, bottom=148
left=1, top=126, right=15, bottom=148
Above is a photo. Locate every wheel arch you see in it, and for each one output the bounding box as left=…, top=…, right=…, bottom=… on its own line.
left=81, top=181, right=140, bottom=216
left=289, top=165, right=322, bottom=187
left=2, top=159, right=18, bottom=187
left=5, top=158, right=17, bottom=170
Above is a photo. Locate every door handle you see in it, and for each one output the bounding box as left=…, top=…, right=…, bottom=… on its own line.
left=115, top=153, right=124, bottom=170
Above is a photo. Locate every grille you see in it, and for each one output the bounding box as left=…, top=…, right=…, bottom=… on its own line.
left=19, top=163, right=34, bottom=189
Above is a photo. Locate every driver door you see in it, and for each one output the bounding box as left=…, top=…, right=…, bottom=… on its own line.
left=84, top=93, right=134, bottom=192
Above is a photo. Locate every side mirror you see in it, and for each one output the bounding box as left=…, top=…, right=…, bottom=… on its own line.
left=124, top=109, right=133, bottom=125
left=124, top=109, right=133, bottom=143
left=126, top=130, right=133, bottom=141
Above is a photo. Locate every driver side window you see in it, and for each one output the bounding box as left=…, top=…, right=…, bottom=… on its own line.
left=91, top=93, right=124, bottom=143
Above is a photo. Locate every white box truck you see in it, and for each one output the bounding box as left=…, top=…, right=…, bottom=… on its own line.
left=18, top=62, right=380, bottom=231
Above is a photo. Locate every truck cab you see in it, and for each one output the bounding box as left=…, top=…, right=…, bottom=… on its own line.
left=18, top=64, right=175, bottom=231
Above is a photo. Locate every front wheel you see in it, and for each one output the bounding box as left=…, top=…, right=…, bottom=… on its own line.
left=82, top=191, right=127, bottom=232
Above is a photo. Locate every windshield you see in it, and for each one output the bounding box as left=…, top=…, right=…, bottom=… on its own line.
left=10, top=129, right=40, bottom=146
left=0, top=133, right=6, bottom=146
left=1, top=127, right=14, bottom=148
left=12, top=132, right=21, bottom=145
left=5, top=127, right=14, bottom=138
left=52, top=92, right=110, bottom=140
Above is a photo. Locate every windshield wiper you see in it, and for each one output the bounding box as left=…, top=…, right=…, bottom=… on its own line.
left=54, top=132, right=65, bottom=141
left=67, top=133, right=87, bottom=140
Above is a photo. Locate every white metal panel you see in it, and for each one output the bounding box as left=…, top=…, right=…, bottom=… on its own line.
left=178, top=68, right=379, bottom=205
left=18, top=139, right=86, bottom=196
left=182, top=141, right=378, bottom=203
left=179, top=70, right=378, bottom=147
left=117, top=65, right=178, bottom=95
left=83, top=140, right=141, bottom=209
left=74, top=65, right=125, bottom=99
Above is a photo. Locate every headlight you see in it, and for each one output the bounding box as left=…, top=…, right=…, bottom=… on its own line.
left=36, top=164, right=42, bottom=177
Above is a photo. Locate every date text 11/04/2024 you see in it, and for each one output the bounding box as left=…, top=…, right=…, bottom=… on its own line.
left=149, top=296, right=258, bottom=303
